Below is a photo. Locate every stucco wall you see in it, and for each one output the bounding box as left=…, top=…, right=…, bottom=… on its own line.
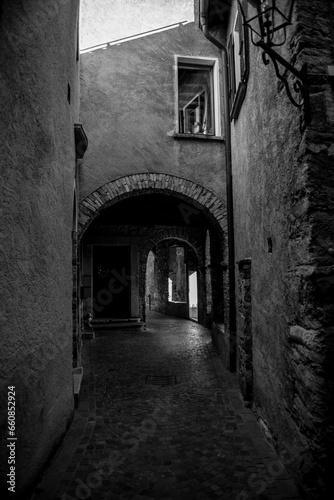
left=229, top=0, right=334, bottom=496
left=79, top=22, right=226, bottom=203
left=0, top=0, right=80, bottom=496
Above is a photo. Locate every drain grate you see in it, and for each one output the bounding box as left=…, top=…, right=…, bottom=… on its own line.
left=145, top=375, right=177, bottom=386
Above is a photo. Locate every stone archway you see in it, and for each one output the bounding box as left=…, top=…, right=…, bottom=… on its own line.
left=140, top=228, right=205, bottom=324
left=78, top=173, right=228, bottom=328
left=78, top=173, right=227, bottom=239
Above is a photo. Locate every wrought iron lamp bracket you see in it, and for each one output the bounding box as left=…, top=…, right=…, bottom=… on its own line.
left=253, top=40, right=310, bottom=122
left=237, top=0, right=310, bottom=122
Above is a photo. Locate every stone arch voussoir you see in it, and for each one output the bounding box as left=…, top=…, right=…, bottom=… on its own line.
left=141, top=228, right=204, bottom=266
left=78, top=173, right=227, bottom=240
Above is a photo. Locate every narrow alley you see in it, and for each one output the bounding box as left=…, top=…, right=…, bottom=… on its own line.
left=2, top=2, right=334, bottom=499
left=32, top=313, right=300, bottom=500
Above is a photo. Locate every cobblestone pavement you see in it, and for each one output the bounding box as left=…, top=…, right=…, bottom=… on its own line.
left=32, top=312, right=301, bottom=500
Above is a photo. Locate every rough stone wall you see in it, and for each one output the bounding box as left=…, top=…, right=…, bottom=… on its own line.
left=0, top=1, right=80, bottom=496
left=166, top=301, right=189, bottom=319
left=205, top=231, right=213, bottom=319
left=72, top=231, right=80, bottom=368
left=229, top=0, right=334, bottom=496
left=210, top=228, right=226, bottom=323
left=72, top=173, right=82, bottom=368
left=209, top=228, right=227, bottom=354
left=79, top=23, right=226, bottom=204
left=154, top=242, right=171, bottom=315
left=237, top=259, right=252, bottom=404
left=146, top=250, right=157, bottom=310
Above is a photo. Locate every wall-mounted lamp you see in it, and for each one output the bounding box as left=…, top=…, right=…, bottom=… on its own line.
left=238, top=0, right=310, bottom=121
left=239, top=0, right=295, bottom=47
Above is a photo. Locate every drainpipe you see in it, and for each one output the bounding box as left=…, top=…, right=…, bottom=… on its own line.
left=199, top=0, right=237, bottom=372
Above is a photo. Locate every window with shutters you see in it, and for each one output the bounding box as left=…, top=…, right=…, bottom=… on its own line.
left=228, top=7, right=249, bottom=120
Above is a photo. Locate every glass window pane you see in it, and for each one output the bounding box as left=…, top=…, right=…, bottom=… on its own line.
left=178, top=64, right=214, bottom=135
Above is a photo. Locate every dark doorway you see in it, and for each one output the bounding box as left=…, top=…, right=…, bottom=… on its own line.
left=93, top=245, right=131, bottom=319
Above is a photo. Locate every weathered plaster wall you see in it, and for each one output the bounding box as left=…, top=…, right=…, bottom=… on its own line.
left=0, top=0, right=80, bottom=496
left=229, top=0, right=334, bottom=496
left=79, top=22, right=226, bottom=203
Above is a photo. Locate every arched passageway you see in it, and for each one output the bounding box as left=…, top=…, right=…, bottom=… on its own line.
left=77, top=174, right=228, bottom=332
left=145, top=239, right=200, bottom=321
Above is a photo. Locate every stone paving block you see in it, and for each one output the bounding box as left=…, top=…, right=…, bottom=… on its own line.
left=31, top=312, right=301, bottom=500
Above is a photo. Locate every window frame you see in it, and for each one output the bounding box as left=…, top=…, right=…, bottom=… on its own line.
left=175, top=55, right=222, bottom=138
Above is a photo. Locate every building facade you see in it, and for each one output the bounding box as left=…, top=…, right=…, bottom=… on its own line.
left=0, top=0, right=81, bottom=497
left=200, top=0, right=334, bottom=498
left=78, top=14, right=229, bottom=331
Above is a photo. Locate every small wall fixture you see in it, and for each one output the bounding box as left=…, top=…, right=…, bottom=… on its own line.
left=238, top=0, right=309, bottom=121
left=74, top=124, right=88, bottom=160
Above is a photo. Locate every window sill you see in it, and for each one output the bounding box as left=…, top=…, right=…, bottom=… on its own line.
left=168, top=131, right=225, bottom=141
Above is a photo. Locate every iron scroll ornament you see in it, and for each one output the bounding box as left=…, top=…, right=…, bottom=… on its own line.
left=258, top=41, right=309, bottom=106
left=237, top=0, right=310, bottom=122
left=256, top=41, right=310, bottom=122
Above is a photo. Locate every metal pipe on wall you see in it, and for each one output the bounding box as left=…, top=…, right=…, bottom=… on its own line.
left=199, top=0, right=237, bottom=372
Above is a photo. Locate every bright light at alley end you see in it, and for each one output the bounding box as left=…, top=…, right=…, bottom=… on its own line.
left=238, top=0, right=295, bottom=47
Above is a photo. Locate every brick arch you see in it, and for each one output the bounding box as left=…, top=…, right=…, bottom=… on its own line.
left=140, top=231, right=206, bottom=324
left=141, top=227, right=204, bottom=265
left=78, top=173, right=227, bottom=239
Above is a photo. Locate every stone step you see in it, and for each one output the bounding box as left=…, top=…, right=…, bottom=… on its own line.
left=92, top=318, right=145, bottom=331
left=94, top=322, right=145, bottom=329
left=92, top=317, right=141, bottom=324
